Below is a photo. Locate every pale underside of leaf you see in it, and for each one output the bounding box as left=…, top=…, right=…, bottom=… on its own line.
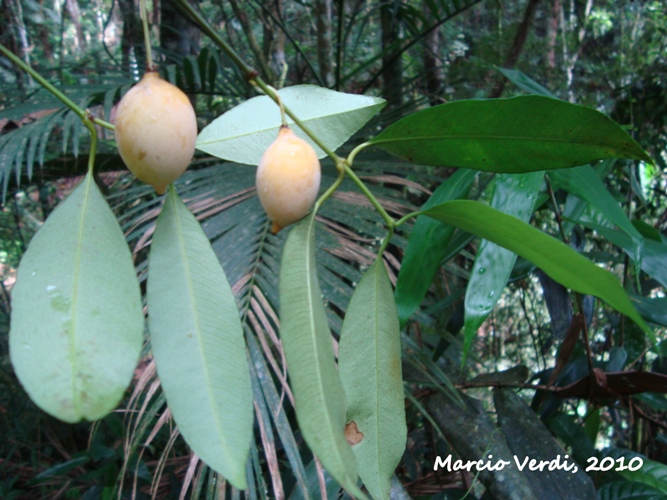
left=147, top=187, right=253, bottom=490
left=339, top=258, right=406, bottom=500
left=10, top=173, right=144, bottom=423
left=196, top=85, right=385, bottom=165
left=279, top=214, right=364, bottom=498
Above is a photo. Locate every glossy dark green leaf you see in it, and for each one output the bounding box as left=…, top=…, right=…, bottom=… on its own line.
left=598, top=481, right=666, bottom=500
left=369, top=96, right=652, bottom=172
left=9, top=173, right=144, bottom=423
left=551, top=165, right=643, bottom=263
left=583, top=408, right=601, bottom=446
left=339, top=258, right=406, bottom=500
left=147, top=187, right=253, bottom=490
left=422, top=200, right=651, bottom=338
left=574, top=221, right=667, bottom=289
left=463, top=171, right=543, bottom=359
left=631, top=296, right=667, bottom=327
left=546, top=413, right=596, bottom=469
left=394, top=169, right=477, bottom=327
left=279, top=214, right=364, bottom=498
left=602, top=449, right=667, bottom=494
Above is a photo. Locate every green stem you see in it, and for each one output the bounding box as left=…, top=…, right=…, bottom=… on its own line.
left=251, top=78, right=341, bottom=164
left=314, top=165, right=346, bottom=212
left=139, top=0, right=155, bottom=70
left=395, top=211, right=422, bottom=227
left=168, top=0, right=255, bottom=80
left=342, top=164, right=394, bottom=228
left=92, top=117, right=115, bottom=132
left=84, top=116, right=98, bottom=176
left=169, top=0, right=342, bottom=165
left=0, top=43, right=87, bottom=121
left=377, top=226, right=394, bottom=257
left=1, top=42, right=107, bottom=174
left=266, top=85, right=288, bottom=127
left=346, top=141, right=372, bottom=167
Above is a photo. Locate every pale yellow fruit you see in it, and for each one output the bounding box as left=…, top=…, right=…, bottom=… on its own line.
left=114, top=72, right=197, bottom=194
left=256, top=127, right=321, bottom=233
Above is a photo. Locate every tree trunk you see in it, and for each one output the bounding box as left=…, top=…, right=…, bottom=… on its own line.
left=489, top=0, right=541, bottom=98
left=160, top=0, right=200, bottom=60
left=228, top=0, right=274, bottom=83
left=37, top=0, right=55, bottom=64
left=65, top=0, right=87, bottom=54
left=313, top=0, right=334, bottom=87
left=546, top=0, right=560, bottom=82
left=562, top=0, right=593, bottom=101
left=422, top=0, right=444, bottom=105
left=117, top=0, right=143, bottom=77
left=380, top=0, right=403, bottom=108
left=262, top=0, right=286, bottom=82
left=1, top=0, right=33, bottom=89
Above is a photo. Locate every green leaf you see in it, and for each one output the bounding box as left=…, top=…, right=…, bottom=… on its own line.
left=394, top=169, right=477, bottom=327
left=9, top=173, right=143, bottom=423
left=32, top=456, right=91, bottom=482
left=147, top=186, right=253, bottom=490
left=279, top=214, right=364, bottom=499
left=598, top=481, right=667, bottom=500
left=546, top=413, right=596, bottom=469
left=196, top=85, right=386, bottom=165
left=573, top=221, right=667, bottom=290
left=369, top=95, right=653, bottom=172
left=583, top=408, right=601, bottom=446
left=422, top=200, right=652, bottom=340
left=496, top=68, right=557, bottom=98
left=463, top=171, right=543, bottom=360
left=339, top=258, right=406, bottom=500
left=602, top=449, right=667, bottom=494
left=631, top=296, right=667, bottom=327
left=551, top=165, right=644, bottom=263
left=288, top=459, right=341, bottom=500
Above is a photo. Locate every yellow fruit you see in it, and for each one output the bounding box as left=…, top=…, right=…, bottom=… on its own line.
left=114, top=72, right=197, bottom=194
left=256, top=127, right=321, bottom=233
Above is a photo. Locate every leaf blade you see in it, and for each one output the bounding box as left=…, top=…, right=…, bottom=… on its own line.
left=369, top=95, right=653, bottom=172
left=423, top=200, right=652, bottom=339
left=551, top=165, right=644, bottom=263
left=339, top=258, right=406, bottom=500
left=394, top=168, right=477, bottom=327
left=463, top=171, right=544, bottom=359
left=196, top=85, right=385, bottom=165
left=10, top=173, right=144, bottom=423
left=279, top=214, right=363, bottom=498
left=147, top=187, right=253, bottom=489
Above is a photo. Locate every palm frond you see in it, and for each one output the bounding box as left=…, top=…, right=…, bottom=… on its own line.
left=106, top=154, right=456, bottom=496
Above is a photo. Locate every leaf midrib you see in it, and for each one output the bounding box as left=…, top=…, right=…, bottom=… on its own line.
left=69, top=174, right=94, bottom=418
left=302, top=215, right=350, bottom=476
left=196, top=101, right=381, bottom=147
left=371, top=134, right=628, bottom=148
left=371, top=260, right=386, bottom=499
left=169, top=188, right=229, bottom=452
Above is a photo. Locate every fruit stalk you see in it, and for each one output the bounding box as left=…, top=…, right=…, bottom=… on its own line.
left=139, top=0, right=155, bottom=71
left=0, top=43, right=113, bottom=132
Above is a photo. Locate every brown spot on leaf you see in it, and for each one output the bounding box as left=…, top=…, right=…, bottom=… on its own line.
left=345, top=421, right=364, bottom=445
